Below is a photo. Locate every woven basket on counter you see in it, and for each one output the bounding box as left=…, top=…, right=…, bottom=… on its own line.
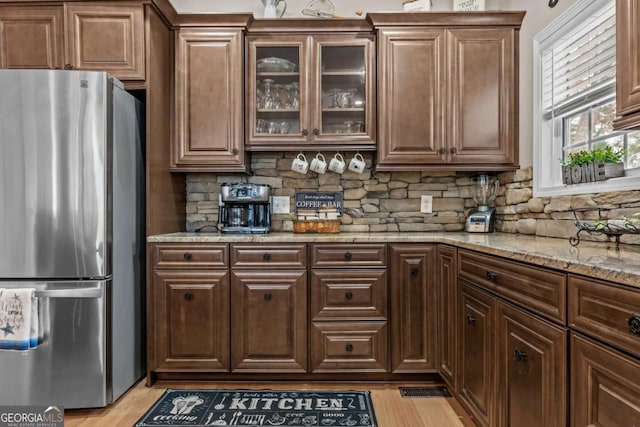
left=293, top=219, right=340, bottom=234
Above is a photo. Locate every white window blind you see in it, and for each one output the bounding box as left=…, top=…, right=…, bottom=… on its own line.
left=542, top=0, right=616, bottom=116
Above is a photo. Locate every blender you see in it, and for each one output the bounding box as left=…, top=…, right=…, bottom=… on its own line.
left=465, top=173, right=500, bottom=232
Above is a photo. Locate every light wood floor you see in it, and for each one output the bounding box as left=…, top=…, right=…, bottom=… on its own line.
left=64, top=379, right=475, bottom=426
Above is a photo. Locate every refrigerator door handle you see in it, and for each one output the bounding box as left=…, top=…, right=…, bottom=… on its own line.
left=34, top=288, right=103, bottom=299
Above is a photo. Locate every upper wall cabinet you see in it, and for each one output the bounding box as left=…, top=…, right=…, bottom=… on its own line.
left=614, top=0, right=640, bottom=130
left=0, top=2, right=144, bottom=83
left=245, top=20, right=376, bottom=151
left=172, top=26, right=247, bottom=172
left=369, top=12, right=524, bottom=171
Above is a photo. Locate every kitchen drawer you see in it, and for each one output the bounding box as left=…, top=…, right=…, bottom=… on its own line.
left=310, top=321, right=388, bottom=372
left=569, top=275, right=640, bottom=358
left=230, top=244, right=306, bottom=269
left=310, top=270, right=387, bottom=321
left=152, top=243, right=228, bottom=269
left=458, top=250, right=566, bottom=323
left=571, top=333, right=640, bottom=427
left=310, top=244, right=387, bottom=268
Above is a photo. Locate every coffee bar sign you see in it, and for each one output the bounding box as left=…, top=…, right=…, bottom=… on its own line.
left=294, top=192, right=343, bottom=215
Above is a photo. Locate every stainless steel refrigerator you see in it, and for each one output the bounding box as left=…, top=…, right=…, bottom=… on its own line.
left=0, top=70, right=145, bottom=408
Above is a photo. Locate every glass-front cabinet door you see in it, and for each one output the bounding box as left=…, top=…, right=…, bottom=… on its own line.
left=247, top=35, right=375, bottom=150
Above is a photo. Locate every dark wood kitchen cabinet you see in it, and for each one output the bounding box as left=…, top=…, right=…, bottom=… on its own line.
left=614, top=0, right=640, bottom=130
left=495, top=300, right=567, bottom=427
left=149, top=244, right=230, bottom=377
left=389, top=244, right=437, bottom=373
left=309, top=243, right=388, bottom=372
left=369, top=12, right=524, bottom=171
left=230, top=244, right=307, bottom=372
left=0, top=2, right=144, bottom=83
left=172, top=24, right=247, bottom=172
left=437, top=244, right=457, bottom=390
left=245, top=20, right=376, bottom=151
left=457, top=281, right=495, bottom=427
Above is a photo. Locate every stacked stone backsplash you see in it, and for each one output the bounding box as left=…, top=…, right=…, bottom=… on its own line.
left=186, top=152, right=640, bottom=245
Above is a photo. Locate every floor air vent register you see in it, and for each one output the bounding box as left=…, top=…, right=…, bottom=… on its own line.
left=399, top=386, right=452, bottom=398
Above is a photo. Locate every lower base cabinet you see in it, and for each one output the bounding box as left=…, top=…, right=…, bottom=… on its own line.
left=571, top=333, right=640, bottom=427
left=495, top=301, right=567, bottom=427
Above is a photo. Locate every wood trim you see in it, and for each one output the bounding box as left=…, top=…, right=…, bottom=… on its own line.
left=248, top=18, right=371, bottom=33
left=172, top=12, right=252, bottom=28
left=367, top=11, right=526, bottom=28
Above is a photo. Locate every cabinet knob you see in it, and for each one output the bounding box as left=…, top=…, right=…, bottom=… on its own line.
left=345, top=344, right=353, bottom=352
left=628, top=314, right=640, bottom=335
left=513, top=347, right=527, bottom=362
left=438, top=147, right=446, bottom=155
left=345, top=291, right=353, bottom=300
left=262, top=252, right=271, bottom=261
left=466, top=314, right=476, bottom=325
left=183, top=253, right=193, bottom=261
left=232, top=148, right=239, bottom=155
left=450, top=147, right=457, bottom=154
left=486, top=271, right=497, bottom=281
left=64, top=64, right=73, bottom=70
left=344, top=252, right=352, bottom=261
left=264, top=293, right=272, bottom=301
left=312, top=128, right=319, bottom=135
left=301, top=129, right=309, bottom=136
left=410, top=267, right=420, bottom=276
left=184, top=292, right=194, bottom=301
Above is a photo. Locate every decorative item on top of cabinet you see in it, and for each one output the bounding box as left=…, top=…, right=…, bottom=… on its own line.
left=389, top=244, right=437, bottom=373
left=436, top=245, right=457, bottom=390
left=614, top=0, right=640, bottom=130
left=0, top=7, right=63, bottom=69
left=230, top=244, right=307, bottom=372
left=246, top=19, right=376, bottom=151
left=172, top=23, right=248, bottom=172
left=149, top=244, right=231, bottom=382
left=309, top=243, right=388, bottom=373
left=65, top=3, right=145, bottom=82
left=368, top=12, right=524, bottom=171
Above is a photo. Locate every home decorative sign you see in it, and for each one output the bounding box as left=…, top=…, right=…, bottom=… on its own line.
left=453, top=0, right=485, bottom=11
left=562, top=161, right=624, bottom=185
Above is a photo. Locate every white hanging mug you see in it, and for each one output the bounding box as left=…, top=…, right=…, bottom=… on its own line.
left=328, top=153, right=346, bottom=174
left=310, top=153, right=328, bottom=174
left=348, top=153, right=366, bottom=174
left=291, top=153, right=309, bottom=174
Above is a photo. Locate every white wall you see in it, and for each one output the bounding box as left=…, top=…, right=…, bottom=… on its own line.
left=170, top=0, right=576, bottom=167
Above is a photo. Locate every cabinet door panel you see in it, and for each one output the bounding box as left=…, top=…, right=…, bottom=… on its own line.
left=457, top=281, right=494, bottom=427
left=65, top=3, right=144, bottom=80
left=0, top=7, right=63, bottom=69
left=496, top=301, right=567, bottom=427
left=616, top=0, right=640, bottom=117
left=437, top=245, right=457, bottom=390
left=377, top=28, right=446, bottom=167
left=153, top=270, right=230, bottom=371
left=447, top=28, right=516, bottom=166
left=231, top=270, right=307, bottom=372
left=390, top=244, right=437, bottom=372
left=173, top=28, right=245, bottom=171
left=572, top=333, right=640, bottom=427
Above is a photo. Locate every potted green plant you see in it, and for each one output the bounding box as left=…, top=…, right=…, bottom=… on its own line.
left=561, top=146, right=625, bottom=184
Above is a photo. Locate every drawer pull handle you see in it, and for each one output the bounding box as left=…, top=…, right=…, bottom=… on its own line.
left=628, top=314, right=640, bottom=336
left=345, top=291, right=353, bottom=300
left=466, top=314, right=476, bottom=325
left=184, top=292, right=194, bottom=301
left=344, top=252, right=353, bottom=261
left=264, top=293, right=272, bottom=301
left=486, top=271, right=497, bottom=281
left=345, top=344, right=353, bottom=352
left=263, top=252, right=271, bottom=261
left=514, top=348, right=527, bottom=362
left=410, top=267, right=420, bottom=276
left=183, top=253, right=193, bottom=261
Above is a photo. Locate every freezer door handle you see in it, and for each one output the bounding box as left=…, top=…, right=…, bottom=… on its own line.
left=34, top=288, right=103, bottom=299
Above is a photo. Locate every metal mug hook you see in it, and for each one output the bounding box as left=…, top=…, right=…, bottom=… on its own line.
left=549, top=0, right=559, bottom=7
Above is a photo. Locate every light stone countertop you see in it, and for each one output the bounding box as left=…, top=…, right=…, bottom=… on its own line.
left=148, top=232, right=640, bottom=289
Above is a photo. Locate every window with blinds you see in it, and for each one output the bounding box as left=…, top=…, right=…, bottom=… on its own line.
left=541, top=0, right=616, bottom=118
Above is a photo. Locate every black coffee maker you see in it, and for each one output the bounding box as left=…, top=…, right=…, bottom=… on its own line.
left=218, top=183, right=271, bottom=233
